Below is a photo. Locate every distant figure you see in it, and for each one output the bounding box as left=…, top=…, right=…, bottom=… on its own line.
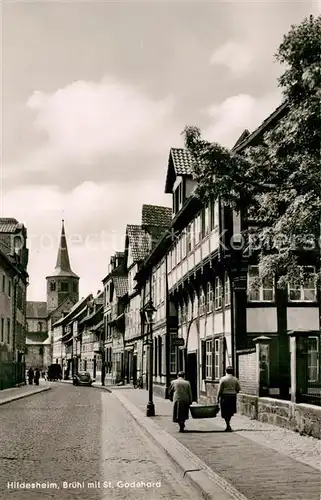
left=169, top=371, right=193, bottom=433
left=217, top=366, right=241, bottom=432
left=34, top=368, right=40, bottom=386
left=28, top=367, right=34, bottom=385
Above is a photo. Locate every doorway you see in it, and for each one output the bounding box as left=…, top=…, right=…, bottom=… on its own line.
left=186, top=352, right=198, bottom=402
left=132, top=354, right=137, bottom=385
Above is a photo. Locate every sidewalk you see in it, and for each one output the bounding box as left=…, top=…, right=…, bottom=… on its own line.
left=0, top=380, right=51, bottom=405
left=112, top=388, right=321, bottom=500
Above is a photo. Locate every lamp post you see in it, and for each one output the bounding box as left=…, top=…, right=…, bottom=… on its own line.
left=144, top=300, right=156, bottom=417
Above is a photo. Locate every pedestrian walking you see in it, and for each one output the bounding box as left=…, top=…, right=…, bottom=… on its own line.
left=217, top=366, right=241, bottom=432
left=34, top=368, right=40, bottom=386
left=28, top=367, right=34, bottom=385
left=169, top=371, right=193, bottom=433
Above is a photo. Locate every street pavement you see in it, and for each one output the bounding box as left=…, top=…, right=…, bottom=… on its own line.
left=0, top=380, right=50, bottom=405
left=112, top=388, right=321, bottom=500
left=0, top=383, right=202, bottom=500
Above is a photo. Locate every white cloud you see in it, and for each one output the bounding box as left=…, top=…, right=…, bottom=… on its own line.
left=25, top=77, right=177, bottom=170
left=202, top=92, right=282, bottom=148
left=209, top=41, right=253, bottom=76
left=2, top=181, right=170, bottom=301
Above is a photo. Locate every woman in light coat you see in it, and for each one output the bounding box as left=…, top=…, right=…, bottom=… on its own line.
left=169, top=371, right=193, bottom=432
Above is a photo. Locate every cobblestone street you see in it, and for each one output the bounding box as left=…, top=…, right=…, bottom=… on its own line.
left=0, top=384, right=201, bottom=500
left=112, top=387, right=321, bottom=500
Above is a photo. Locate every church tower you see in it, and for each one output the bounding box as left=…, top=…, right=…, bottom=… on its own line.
left=46, top=220, right=79, bottom=314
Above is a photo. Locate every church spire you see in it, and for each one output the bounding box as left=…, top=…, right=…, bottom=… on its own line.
left=52, top=220, right=79, bottom=278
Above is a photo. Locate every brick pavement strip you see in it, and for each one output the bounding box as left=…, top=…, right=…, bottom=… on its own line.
left=0, top=384, right=51, bottom=406
left=112, top=388, right=321, bottom=500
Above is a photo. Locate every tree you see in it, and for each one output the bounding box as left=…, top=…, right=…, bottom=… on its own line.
left=183, top=15, right=321, bottom=287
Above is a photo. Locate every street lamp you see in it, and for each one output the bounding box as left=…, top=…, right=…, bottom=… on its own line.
left=144, top=300, right=156, bottom=417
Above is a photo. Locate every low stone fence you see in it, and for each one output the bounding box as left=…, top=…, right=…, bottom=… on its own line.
left=238, top=393, right=321, bottom=439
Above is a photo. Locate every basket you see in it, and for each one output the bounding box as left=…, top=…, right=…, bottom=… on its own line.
left=190, top=404, right=220, bottom=419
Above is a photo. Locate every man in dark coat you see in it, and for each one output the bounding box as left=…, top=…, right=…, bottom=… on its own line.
left=34, top=368, right=40, bottom=386
left=217, top=366, right=241, bottom=432
left=169, top=371, right=193, bottom=432
left=28, top=367, right=34, bottom=385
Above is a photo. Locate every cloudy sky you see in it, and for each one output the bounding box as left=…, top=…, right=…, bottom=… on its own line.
left=2, top=0, right=319, bottom=302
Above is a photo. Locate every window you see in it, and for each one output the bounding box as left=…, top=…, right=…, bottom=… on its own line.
left=210, top=199, right=219, bottom=231
left=1, top=317, right=4, bottom=342
left=7, top=318, right=10, bottom=344
left=194, top=214, right=201, bottom=244
left=2, top=274, right=5, bottom=293
left=288, top=266, right=317, bottom=302
left=60, top=282, right=68, bottom=292
left=37, top=322, right=43, bottom=332
left=307, top=337, right=319, bottom=382
left=8, top=280, right=11, bottom=298
left=224, top=273, right=231, bottom=306
left=73, top=282, right=78, bottom=293
left=206, top=340, right=212, bottom=379
left=248, top=266, right=274, bottom=302
left=170, top=342, right=177, bottom=374
left=215, top=277, right=222, bottom=310
left=214, top=339, right=220, bottom=379
left=199, top=287, right=206, bottom=315
left=186, top=224, right=192, bottom=254
left=39, top=346, right=44, bottom=356
left=206, top=282, right=213, bottom=312
left=50, top=282, right=56, bottom=291
left=204, top=205, right=209, bottom=236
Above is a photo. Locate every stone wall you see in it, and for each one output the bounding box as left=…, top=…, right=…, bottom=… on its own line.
left=238, top=394, right=321, bottom=439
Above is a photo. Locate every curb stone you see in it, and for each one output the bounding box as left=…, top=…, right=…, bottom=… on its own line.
left=112, top=390, right=249, bottom=500
left=0, top=386, right=51, bottom=406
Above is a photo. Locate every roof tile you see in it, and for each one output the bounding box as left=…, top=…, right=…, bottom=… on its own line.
left=142, top=205, right=172, bottom=228
left=170, top=148, right=194, bottom=175
left=113, top=276, right=128, bottom=298
left=127, top=225, right=151, bottom=262
left=0, top=218, right=19, bottom=233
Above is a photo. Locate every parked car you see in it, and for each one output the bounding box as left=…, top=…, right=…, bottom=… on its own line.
left=72, top=371, right=94, bottom=387
left=47, top=364, right=62, bottom=381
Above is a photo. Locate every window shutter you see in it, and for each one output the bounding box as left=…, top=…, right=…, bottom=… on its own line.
left=158, top=336, right=162, bottom=375
left=201, top=340, right=206, bottom=380
left=162, top=335, right=166, bottom=375
left=212, top=339, right=215, bottom=380
left=220, top=337, right=225, bottom=377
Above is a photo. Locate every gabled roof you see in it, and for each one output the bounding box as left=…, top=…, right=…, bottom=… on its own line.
left=53, top=294, right=92, bottom=327
left=142, top=205, right=172, bottom=228
left=232, top=129, right=250, bottom=149
left=113, top=276, right=128, bottom=298
left=0, top=218, right=20, bottom=233
left=232, top=101, right=288, bottom=153
left=26, top=301, right=47, bottom=319
left=126, top=225, right=151, bottom=262
left=165, top=148, right=195, bottom=194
